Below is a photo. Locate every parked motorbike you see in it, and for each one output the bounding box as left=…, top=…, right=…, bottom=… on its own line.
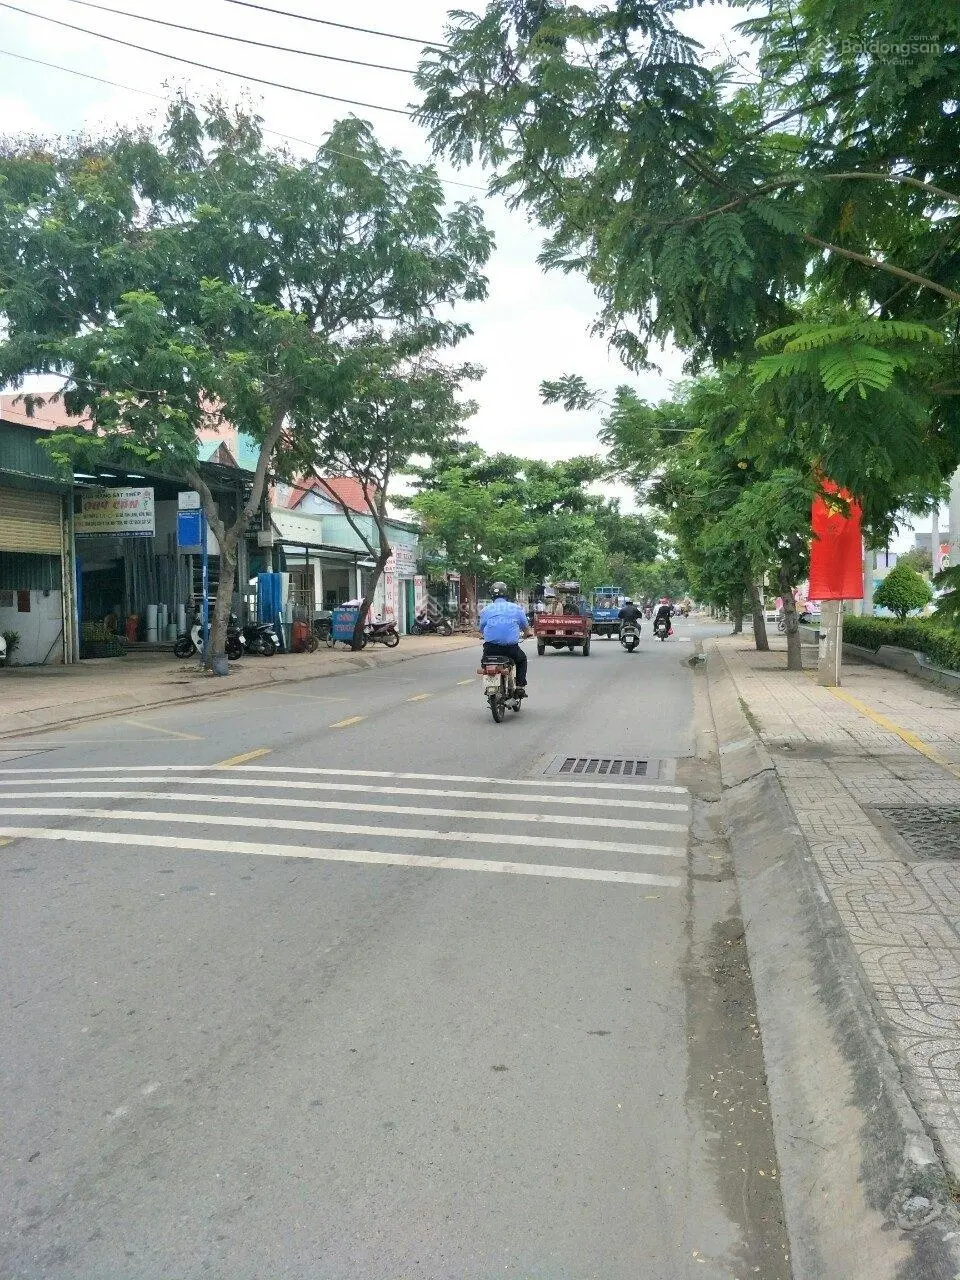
left=363, top=620, right=400, bottom=648
left=411, top=612, right=453, bottom=637
left=0, top=632, right=6, bottom=666
left=243, top=621, right=279, bottom=656
left=653, top=616, right=672, bottom=642
left=174, top=612, right=244, bottom=660
left=478, top=654, right=522, bottom=723
left=619, top=621, right=641, bottom=653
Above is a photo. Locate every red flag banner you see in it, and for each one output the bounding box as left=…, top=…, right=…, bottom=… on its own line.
left=809, top=481, right=864, bottom=600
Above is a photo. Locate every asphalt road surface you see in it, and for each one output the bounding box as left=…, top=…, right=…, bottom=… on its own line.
left=0, top=620, right=791, bottom=1279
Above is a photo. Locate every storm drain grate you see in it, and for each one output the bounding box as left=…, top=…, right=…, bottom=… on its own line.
left=559, top=757, right=647, bottom=777
left=875, top=806, right=960, bottom=861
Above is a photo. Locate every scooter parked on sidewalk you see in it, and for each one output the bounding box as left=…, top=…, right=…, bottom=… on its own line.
left=242, top=621, right=279, bottom=656
left=174, top=612, right=244, bottom=661
left=411, top=612, right=453, bottom=636
left=363, top=620, right=400, bottom=647
left=478, top=654, right=523, bottom=723
left=619, top=621, right=641, bottom=653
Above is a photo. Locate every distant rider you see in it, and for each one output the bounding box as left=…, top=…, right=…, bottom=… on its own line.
left=654, top=599, right=673, bottom=632
left=479, top=582, right=532, bottom=698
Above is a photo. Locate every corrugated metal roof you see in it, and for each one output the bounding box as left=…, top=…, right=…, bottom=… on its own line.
left=0, top=421, right=71, bottom=488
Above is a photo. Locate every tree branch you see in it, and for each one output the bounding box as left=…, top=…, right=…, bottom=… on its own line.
left=802, top=233, right=960, bottom=305
left=311, top=472, right=380, bottom=561
left=667, top=170, right=960, bottom=230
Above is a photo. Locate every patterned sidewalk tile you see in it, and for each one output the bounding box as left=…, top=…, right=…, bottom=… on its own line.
left=715, top=635, right=960, bottom=1172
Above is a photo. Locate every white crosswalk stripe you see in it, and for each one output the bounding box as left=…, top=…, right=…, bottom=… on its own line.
left=0, top=767, right=691, bottom=889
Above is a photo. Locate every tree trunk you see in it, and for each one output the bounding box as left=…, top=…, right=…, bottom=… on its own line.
left=207, top=531, right=239, bottom=669
left=731, top=587, right=744, bottom=634
left=748, top=577, right=769, bottom=651
left=779, top=562, right=802, bottom=671
left=350, top=499, right=394, bottom=651
left=187, top=409, right=285, bottom=675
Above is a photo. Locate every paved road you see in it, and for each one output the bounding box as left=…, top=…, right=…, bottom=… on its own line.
left=0, top=621, right=790, bottom=1279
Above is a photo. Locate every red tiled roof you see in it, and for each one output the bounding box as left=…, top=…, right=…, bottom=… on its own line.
left=286, top=476, right=378, bottom=514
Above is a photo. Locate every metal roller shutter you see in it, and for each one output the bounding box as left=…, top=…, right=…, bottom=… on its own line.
left=0, top=486, right=62, bottom=554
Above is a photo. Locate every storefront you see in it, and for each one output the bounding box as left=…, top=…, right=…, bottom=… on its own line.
left=0, top=422, right=76, bottom=665
left=72, top=461, right=250, bottom=644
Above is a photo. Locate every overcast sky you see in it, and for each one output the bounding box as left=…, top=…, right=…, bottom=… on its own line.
left=0, top=0, right=756, bottom=470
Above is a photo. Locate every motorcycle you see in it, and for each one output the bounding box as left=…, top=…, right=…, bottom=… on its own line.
left=653, top=616, right=672, bottom=642
left=478, top=653, right=522, bottom=723
left=243, top=621, right=279, bottom=656
left=363, top=620, right=400, bottom=648
left=174, top=612, right=244, bottom=661
left=411, top=612, right=453, bottom=637
left=619, top=621, right=641, bottom=653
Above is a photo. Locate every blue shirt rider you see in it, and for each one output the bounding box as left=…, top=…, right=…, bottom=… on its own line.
left=478, top=583, right=532, bottom=695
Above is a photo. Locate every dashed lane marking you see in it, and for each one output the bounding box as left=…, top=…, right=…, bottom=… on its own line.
left=457, top=679, right=473, bottom=686
left=406, top=693, right=431, bottom=702
left=329, top=716, right=366, bottom=729
left=0, top=826, right=682, bottom=888
left=215, top=748, right=272, bottom=767
left=0, top=765, right=686, bottom=795
left=0, top=807, right=685, bottom=859
left=0, top=774, right=688, bottom=811
left=0, top=790, right=685, bottom=833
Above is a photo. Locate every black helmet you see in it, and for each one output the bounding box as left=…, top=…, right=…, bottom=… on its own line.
left=491, top=581, right=509, bottom=598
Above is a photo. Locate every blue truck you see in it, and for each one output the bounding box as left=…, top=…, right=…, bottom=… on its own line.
left=591, top=585, right=623, bottom=639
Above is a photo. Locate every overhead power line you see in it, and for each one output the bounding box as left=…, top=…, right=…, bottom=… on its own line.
left=219, top=0, right=446, bottom=49
left=0, top=2, right=414, bottom=116
left=0, top=46, right=488, bottom=194
left=61, top=0, right=416, bottom=75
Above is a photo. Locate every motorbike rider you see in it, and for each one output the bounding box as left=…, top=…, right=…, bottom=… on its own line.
left=617, top=598, right=643, bottom=635
left=654, top=598, right=673, bottom=632
left=478, top=582, right=532, bottom=697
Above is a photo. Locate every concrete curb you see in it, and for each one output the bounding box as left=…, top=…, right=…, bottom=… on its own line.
left=0, top=636, right=478, bottom=740
left=705, top=640, right=960, bottom=1280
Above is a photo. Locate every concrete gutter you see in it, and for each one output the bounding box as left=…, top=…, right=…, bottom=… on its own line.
left=705, top=640, right=960, bottom=1280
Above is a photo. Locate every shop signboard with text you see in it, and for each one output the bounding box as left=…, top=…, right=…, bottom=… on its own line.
left=75, top=487, right=155, bottom=537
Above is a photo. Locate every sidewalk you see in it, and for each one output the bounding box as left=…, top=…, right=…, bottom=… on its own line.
left=712, top=633, right=960, bottom=1177
left=0, top=634, right=478, bottom=738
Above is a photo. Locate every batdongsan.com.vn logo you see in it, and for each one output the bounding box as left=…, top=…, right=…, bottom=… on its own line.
left=811, top=34, right=942, bottom=67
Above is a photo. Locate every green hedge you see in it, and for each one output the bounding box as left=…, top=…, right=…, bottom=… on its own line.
left=843, top=615, right=960, bottom=671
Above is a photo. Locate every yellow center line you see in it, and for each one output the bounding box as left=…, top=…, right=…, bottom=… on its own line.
left=330, top=715, right=366, bottom=729
left=216, top=747, right=273, bottom=768
left=815, top=680, right=960, bottom=776
left=406, top=693, right=431, bottom=702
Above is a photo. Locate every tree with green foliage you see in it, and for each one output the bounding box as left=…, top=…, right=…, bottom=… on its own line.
left=0, top=97, right=490, bottom=667
left=897, top=546, right=933, bottom=575
left=407, top=465, right=536, bottom=612
left=282, top=341, right=481, bottom=647
left=418, top=0, right=960, bottom=545
left=874, top=561, right=934, bottom=621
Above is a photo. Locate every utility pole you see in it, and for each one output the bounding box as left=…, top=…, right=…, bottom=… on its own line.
left=862, top=544, right=874, bottom=616
left=949, top=467, right=960, bottom=570
left=817, top=599, right=844, bottom=686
